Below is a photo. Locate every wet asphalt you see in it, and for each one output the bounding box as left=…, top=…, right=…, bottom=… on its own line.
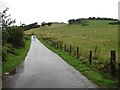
left=2, top=36, right=98, bottom=88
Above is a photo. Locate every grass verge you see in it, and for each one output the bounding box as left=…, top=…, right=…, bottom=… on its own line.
left=2, top=37, right=31, bottom=73
left=38, top=37, right=118, bottom=88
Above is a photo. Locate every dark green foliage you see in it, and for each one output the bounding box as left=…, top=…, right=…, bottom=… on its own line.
left=88, top=17, right=118, bottom=21
left=109, top=21, right=120, bottom=25
left=68, top=17, right=118, bottom=25
left=2, top=26, right=25, bottom=62
left=2, top=29, right=9, bottom=45
left=68, top=18, right=89, bottom=26
left=41, top=22, right=52, bottom=26
left=6, top=26, right=25, bottom=48
left=2, top=26, right=25, bottom=48
left=21, top=22, right=40, bottom=31
left=1, top=8, right=25, bottom=63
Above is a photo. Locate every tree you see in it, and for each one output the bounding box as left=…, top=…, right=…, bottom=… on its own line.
left=1, top=7, right=25, bottom=48
left=0, top=7, right=16, bottom=30
left=0, top=7, right=16, bottom=45
left=41, top=22, right=46, bottom=26
left=47, top=22, right=52, bottom=26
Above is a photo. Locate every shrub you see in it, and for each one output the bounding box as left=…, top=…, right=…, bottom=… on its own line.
left=6, top=26, right=25, bottom=48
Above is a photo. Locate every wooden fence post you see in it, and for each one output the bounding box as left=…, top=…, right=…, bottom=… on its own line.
left=60, top=43, right=62, bottom=50
left=77, top=47, right=79, bottom=58
left=64, top=44, right=66, bottom=51
left=89, top=51, right=92, bottom=64
left=41, top=34, right=42, bottom=38
left=52, top=41, right=54, bottom=46
left=118, top=62, right=120, bottom=87
left=50, top=40, right=51, bottom=45
left=57, top=43, right=59, bottom=49
left=110, top=50, right=116, bottom=75
left=55, top=42, right=57, bottom=48
left=53, top=41, right=55, bottom=47
left=70, top=45, right=72, bottom=55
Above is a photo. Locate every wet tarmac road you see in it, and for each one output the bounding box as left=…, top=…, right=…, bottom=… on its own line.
left=3, top=36, right=98, bottom=88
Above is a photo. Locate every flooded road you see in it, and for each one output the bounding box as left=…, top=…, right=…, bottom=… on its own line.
left=3, top=36, right=97, bottom=88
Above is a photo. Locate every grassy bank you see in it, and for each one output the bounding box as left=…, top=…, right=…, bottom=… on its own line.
left=2, top=36, right=31, bottom=73
left=38, top=37, right=117, bottom=88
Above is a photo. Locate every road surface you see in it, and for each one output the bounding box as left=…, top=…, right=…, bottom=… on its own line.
left=3, top=36, right=97, bottom=88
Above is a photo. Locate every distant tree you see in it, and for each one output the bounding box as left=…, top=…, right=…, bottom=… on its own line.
left=68, top=19, right=75, bottom=24
left=21, top=23, right=26, bottom=26
left=22, top=22, right=40, bottom=30
left=109, top=21, right=120, bottom=25
left=88, top=17, right=95, bottom=20
left=47, top=22, right=52, bottom=26
left=68, top=18, right=88, bottom=26
left=41, top=22, right=46, bottom=26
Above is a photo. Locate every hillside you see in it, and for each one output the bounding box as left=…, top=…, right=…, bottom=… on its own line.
left=25, top=20, right=118, bottom=63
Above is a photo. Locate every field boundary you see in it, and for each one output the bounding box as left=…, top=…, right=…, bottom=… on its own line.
left=38, top=36, right=118, bottom=88
left=40, top=34, right=118, bottom=76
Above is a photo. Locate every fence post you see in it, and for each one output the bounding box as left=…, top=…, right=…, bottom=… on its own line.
left=57, top=43, right=59, bottom=49
left=41, top=34, right=42, bottom=38
left=50, top=40, right=52, bottom=45
left=89, top=51, right=92, bottom=64
left=53, top=41, right=55, bottom=47
left=70, top=45, right=72, bottom=55
left=77, top=47, right=79, bottom=58
left=55, top=42, right=57, bottom=48
left=118, top=62, right=120, bottom=87
left=64, top=44, right=66, bottom=51
left=110, top=50, right=116, bottom=75
left=60, top=43, right=62, bottom=50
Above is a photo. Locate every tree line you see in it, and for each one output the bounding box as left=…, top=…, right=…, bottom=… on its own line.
left=68, top=17, right=119, bottom=25
left=21, top=22, right=40, bottom=31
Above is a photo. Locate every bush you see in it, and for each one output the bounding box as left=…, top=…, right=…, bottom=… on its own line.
left=2, top=29, right=9, bottom=45
left=3, top=26, right=25, bottom=48
left=8, top=26, right=25, bottom=48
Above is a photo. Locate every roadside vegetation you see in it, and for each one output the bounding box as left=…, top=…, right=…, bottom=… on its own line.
left=1, top=8, right=31, bottom=74
left=38, top=37, right=117, bottom=88
left=2, top=35, right=31, bottom=73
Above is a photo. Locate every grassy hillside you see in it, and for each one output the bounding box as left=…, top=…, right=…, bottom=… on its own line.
left=25, top=20, right=118, bottom=64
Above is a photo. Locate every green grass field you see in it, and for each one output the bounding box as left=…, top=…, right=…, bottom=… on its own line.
left=25, top=20, right=118, bottom=65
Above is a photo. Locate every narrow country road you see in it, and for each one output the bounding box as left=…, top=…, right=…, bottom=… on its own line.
left=3, top=36, right=97, bottom=88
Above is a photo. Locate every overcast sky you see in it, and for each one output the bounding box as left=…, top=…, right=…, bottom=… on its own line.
left=0, top=0, right=120, bottom=25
